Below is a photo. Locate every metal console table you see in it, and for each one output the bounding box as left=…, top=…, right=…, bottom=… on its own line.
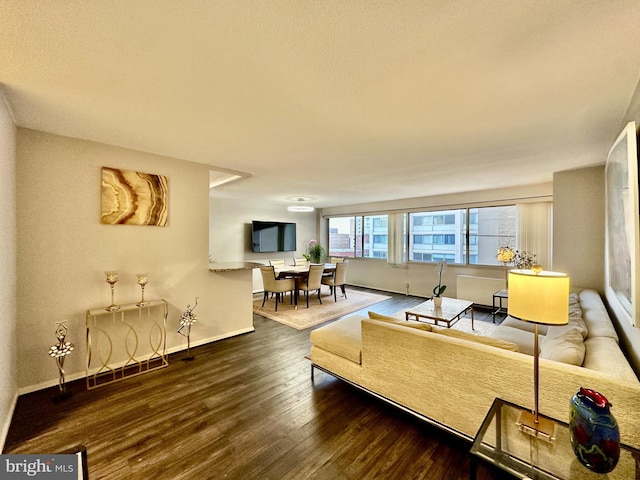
left=86, top=299, right=168, bottom=389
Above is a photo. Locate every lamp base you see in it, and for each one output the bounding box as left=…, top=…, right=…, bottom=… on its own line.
left=517, top=410, right=556, bottom=443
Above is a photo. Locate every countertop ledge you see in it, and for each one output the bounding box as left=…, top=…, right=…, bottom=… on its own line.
left=209, top=261, right=264, bottom=272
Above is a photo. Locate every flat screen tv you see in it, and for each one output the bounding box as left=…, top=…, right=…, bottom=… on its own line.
left=251, top=221, right=296, bottom=253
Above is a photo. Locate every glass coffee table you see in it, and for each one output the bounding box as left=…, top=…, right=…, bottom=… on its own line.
left=470, top=398, right=640, bottom=479
left=404, top=297, right=474, bottom=330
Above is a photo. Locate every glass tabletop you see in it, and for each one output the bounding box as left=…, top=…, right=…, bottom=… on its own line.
left=470, top=398, right=640, bottom=480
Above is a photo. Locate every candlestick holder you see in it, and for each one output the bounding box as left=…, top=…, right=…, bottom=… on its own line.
left=136, top=273, right=149, bottom=307
left=105, top=271, right=120, bottom=311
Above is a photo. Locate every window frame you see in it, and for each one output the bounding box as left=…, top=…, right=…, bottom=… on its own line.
left=327, top=204, right=518, bottom=267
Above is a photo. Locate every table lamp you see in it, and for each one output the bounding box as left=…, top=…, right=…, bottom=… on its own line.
left=508, top=268, right=569, bottom=442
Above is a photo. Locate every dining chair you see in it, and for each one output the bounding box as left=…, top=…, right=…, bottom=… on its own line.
left=269, top=259, right=286, bottom=266
left=293, top=257, right=308, bottom=266
left=299, top=264, right=324, bottom=308
left=330, top=257, right=345, bottom=264
left=260, top=266, right=294, bottom=311
left=321, top=261, right=348, bottom=301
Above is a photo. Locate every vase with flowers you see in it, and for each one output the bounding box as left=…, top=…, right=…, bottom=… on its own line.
left=512, top=250, right=538, bottom=269
left=303, top=239, right=326, bottom=264
left=432, top=260, right=447, bottom=307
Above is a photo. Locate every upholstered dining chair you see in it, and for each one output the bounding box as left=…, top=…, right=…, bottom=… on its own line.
left=329, top=257, right=345, bottom=264
left=260, top=265, right=294, bottom=311
left=269, top=259, right=286, bottom=266
left=293, top=257, right=308, bottom=266
left=299, top=264, right=324, bottom=308
left=321, top=261, right=348, bottom=301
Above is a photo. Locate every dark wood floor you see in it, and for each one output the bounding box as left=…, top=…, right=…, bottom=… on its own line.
left=4, top=288, right=499, bottom=479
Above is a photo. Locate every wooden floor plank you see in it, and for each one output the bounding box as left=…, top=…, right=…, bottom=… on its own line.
left=4, top=287, right=498, bottom=479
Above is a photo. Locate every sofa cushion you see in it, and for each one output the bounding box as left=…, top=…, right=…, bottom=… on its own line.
left=540, top=326, right=585, bottom=366
left=583, top=336, right=639, bottom=382
left=579, top=289, right=619, bottom=342
left=310, top=315, right=364, bottom=364
left=500, top=316, right=550, bottom=336
left=431, top=327, right=519, bottom=351
left=367, top=311, right=433, bottom=331
left=490, top=325, right=541, bottom=355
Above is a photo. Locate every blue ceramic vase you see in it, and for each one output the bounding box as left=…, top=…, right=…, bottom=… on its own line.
left=569, top=387, right=620, bottom=473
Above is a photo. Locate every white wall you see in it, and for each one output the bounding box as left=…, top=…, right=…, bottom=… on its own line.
left=209, top=192, right=319, bottom=291
left=0, top=90, right=17, bottom=449
left=16, top=129, right=253, bottom=393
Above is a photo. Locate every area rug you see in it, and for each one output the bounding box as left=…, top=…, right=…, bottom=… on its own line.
left=254, top=290, right=391, bottom=330
left=390, top=309, right=497, bottom=336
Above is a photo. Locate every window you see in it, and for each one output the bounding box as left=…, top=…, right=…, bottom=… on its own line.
left=328, top=217, right=355, bottom=258
left=408, top=206, right=515, bottom=265
left=328, top=214, right=388, bottom=259
left=409, top=209, right=465, bottom=263
left=470, top=206, right=516, bottom=265
left=328, top=205, right=517, bottom=266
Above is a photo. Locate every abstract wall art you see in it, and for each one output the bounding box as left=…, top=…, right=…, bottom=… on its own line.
left=101, top=167, right=168, bottom=226
left=605, top=121, right=639, bottom=327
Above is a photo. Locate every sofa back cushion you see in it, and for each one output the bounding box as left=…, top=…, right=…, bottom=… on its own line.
left=367, top=311, right=433, bottom=331
left=431, top=326, right=519, bottom=351
left=568, top=293, right=588, bottom=339
left=582, top=336, right=639, bottom=382
left=579, top=289, right=619, bottom=342
left=540, top=326, right=586, bottom=366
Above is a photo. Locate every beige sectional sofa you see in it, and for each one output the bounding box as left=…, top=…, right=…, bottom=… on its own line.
left=308, top=289, right=640, bottom=449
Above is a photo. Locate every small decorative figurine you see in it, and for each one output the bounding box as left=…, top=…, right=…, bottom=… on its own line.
left=178, top=297, right=198, bottom=361
left=569, top=387, right=620, bottom=473
left=48, top=320, right=74, bottom=401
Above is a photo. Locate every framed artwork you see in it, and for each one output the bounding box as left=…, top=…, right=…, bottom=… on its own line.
left=101, top=167, right=168, bottom=226
left=604, top=121, right=639, bottom=327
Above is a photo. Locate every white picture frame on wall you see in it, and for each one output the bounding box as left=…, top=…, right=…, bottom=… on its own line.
left=605, top=121, right=640, bottom=327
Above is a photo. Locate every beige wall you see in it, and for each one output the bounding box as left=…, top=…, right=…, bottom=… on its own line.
left=0, top=90, right=17, bottom=449
left=553, top=165, right=605, bottom=291
left=209, top=193, right=319, bottom=292
left=16, top=129, right=254, bottom=393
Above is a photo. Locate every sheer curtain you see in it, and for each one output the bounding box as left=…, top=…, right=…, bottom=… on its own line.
left=516, top=202, right=552, bottom=269
left=388, top=212, right=407, bottom=266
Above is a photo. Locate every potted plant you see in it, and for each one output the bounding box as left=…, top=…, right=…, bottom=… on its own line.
left=303, top=239, right=326, bottom=264
left=432, top=260, right=447, bottom=307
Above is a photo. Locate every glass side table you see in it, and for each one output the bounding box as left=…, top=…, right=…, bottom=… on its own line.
left=469, top=398, right=640, bottom=480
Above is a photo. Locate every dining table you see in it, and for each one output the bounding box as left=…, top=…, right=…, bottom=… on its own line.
left=274, top=263, right=336, bottom=309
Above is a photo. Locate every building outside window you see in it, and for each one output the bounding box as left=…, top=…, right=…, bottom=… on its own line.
left=328, top=205, right=516, bottom=266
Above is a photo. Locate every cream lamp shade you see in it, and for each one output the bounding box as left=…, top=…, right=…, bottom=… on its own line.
left=508, top=269, right=569, bottom=325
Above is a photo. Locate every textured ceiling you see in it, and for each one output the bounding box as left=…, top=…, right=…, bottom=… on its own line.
left=2, top=0, right=640, bottom=208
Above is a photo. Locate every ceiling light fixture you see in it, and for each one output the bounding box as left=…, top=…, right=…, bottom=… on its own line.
left=287, top=205, right=314, bottom=212
left=287, top=196, right=315, bottom=212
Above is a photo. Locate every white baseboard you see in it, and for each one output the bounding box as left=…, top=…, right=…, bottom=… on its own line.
left=17, top=327, right=256, bottom=396
left=166, top=327, right=255, bottom=355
